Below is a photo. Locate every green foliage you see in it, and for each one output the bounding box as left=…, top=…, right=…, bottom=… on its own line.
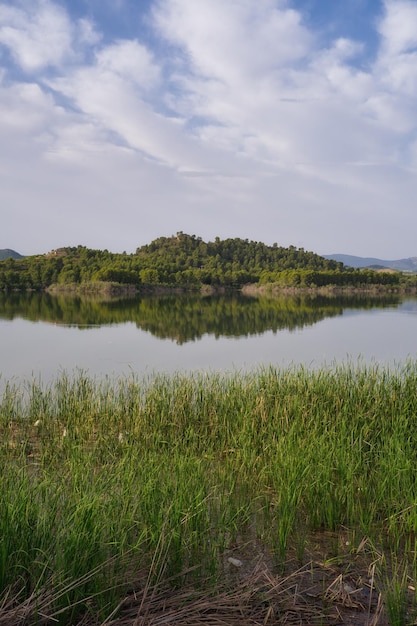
left=0, top=234, right=412, bottom=291
left=259, top=267, right=403, bottom=287
left=2, top=364, right=417, bottom=619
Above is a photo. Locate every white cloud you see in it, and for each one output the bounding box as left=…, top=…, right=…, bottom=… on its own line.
left=150, top=5, right=371, bottom=179
left=46, top=36, right=253, bottom=175
left=153, top=0, right=311, bottom=85
left=1, top=0, right=417, bottom=257
left=149, top=0, right=417, bottom=181
left=95, top=40, right=159, bottom=88
left=375, top=0, right=417, bottom=96
left=0, top=0, right=100, bottom=72
left=0, top=0, right=73, bottom=71
left=47, top=55, right=193, bottom=169
left=378, top=0, right=417, bottom=54
left=0, top=81, right=55, bottom=132
left=77, top=17, right=101, bottom=47
left=363, top=1, right=417, bottom=137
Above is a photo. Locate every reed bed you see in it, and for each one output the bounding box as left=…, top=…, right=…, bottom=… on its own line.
left=1, top=362, right=417, bottom=624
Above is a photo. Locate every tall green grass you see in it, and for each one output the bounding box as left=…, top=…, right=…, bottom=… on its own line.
left=1, top=362, right=417, bottom=621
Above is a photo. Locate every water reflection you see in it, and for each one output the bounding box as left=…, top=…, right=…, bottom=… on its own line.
left=0, top=291, right=405, bottom=343
left=2, top=292, right=417, bottom=383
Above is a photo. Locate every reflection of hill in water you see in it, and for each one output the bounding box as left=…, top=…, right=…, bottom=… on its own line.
left=0, top=292, right=405, bottom=343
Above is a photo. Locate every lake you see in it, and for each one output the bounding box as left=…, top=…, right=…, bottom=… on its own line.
left=1, top=291, right=417, bottom=384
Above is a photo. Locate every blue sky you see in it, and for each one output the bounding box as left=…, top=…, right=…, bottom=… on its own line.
left=1, top=0, right=416, bottom=258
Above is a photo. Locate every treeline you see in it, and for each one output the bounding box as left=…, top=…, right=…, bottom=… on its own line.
left=0, top=232, right=412, bottom=290
left=259, top=268, right=402, bottom=287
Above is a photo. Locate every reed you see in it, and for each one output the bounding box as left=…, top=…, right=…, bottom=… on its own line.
left=1, top=362, right=417, bottom=622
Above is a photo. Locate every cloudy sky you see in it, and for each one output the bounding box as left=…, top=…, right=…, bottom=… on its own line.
left=1, top=0, right=416, bottom=258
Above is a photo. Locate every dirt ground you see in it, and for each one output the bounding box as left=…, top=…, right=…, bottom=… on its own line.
left=107, top=529, right=416, bottom=626
left=1, top=529, right=415, bottom=625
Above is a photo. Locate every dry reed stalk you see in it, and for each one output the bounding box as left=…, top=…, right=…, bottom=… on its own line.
left=0, top=558, right=393, bottom=626
left=108, top=562, right=333, bottom=626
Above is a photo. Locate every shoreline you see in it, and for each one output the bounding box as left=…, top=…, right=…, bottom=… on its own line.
left=40, top=281, right=417, bottom=297
left=241, top=283, right=417, bottom=296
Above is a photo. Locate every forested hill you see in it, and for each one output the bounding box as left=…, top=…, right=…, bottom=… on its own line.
left=0, top=233, right=408, bottom=290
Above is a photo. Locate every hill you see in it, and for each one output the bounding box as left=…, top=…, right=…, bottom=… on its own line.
left=0, top=249, right=24, bottom=261
left=324, top=254, right=417, bottom=272
left=0, top=234, right=411, bottom=290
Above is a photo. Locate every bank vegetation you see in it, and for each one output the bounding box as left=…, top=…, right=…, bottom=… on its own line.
left=1, top=233, right=415, bottom=293
left=1, top=364, right=417, bottom=623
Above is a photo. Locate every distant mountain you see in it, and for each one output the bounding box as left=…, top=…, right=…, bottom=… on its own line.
left=324, top=254, right=417, bottom=272
left=0, top=249, right=24, bottom=260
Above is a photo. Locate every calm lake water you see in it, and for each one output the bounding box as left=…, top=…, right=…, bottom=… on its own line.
left=1, top=291, right=417, bottom=384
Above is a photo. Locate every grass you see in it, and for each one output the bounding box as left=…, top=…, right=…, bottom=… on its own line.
left=1, top=362, right=417, bottom=623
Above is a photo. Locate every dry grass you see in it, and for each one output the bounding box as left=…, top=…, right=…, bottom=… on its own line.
left=0, top=532, right=409, bottom=626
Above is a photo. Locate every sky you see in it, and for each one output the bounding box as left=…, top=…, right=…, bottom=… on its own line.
left=1, top=0, right=417, bottom=258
